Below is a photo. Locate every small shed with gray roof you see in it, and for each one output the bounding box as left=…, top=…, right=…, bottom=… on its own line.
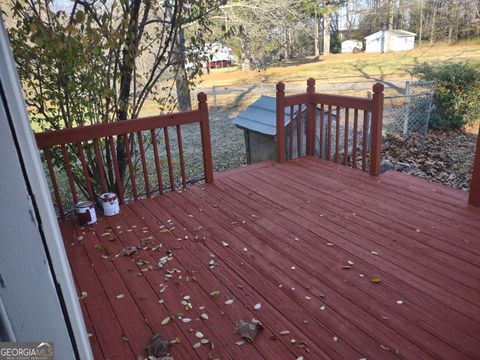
left=233, top=96, right=334, bottom=164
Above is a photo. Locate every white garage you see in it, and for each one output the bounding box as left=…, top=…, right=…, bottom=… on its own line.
left=365, top=30, right=416, bottom=53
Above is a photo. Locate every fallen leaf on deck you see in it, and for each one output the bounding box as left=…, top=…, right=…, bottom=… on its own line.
left=224, top=299, right=234, bottom=305
left=326, top=242, right=334, bottom=246
left=222, top=241, right=229, bottom=247
left=209, top=290, right=221, bottom=298
left=371, top=277, right=382, bottom=283
left=347, top=260, right=354, bottom=265
left=79, top=291, right=87, bottom=300
left=116, top=294, right=124, bottom=299
left=77, top=236, right=84, bottom=241
left=279, top=331, right=290, bottom=335
left=341, top=265, right=353, bottom=269
left=254, top=303, right=261, bottom=310
left=380, top=344, right=390, bottom=351
left=396, top=300, right=404, bottom=305
left=195, top=331, right=204, bottom=339
left=119, top=246, right=137, bottom=256
left=161, top=316, right=170, bottom=325
left=236, top=340, right=245, bottom=346
left=147, top=335, right=171, bottom=357
left=234, top=319, right=263, bottom=342
left=192, top=342, right=202, bottom=349
left=371, top=251, right=378, bottom=255
left=201, top=313, right=209, bottom=320
left=320, top=305, right=326, bottom=311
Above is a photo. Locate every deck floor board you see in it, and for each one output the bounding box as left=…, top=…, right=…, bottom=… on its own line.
left=60, top=158, right=480, bottom=359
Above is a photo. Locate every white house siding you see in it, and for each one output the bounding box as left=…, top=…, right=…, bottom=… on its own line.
left=365, top=30, right=416, bottom=53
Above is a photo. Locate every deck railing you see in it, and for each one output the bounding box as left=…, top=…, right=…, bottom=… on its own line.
left=35, top=93, right=213, bottom=219
left=469, top=126, right=480, bottom=206
left=276, top=78, right=384, bottom=176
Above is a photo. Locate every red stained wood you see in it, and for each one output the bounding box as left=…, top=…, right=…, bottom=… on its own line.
left=150, top=129, right=164, bottom=194
left=335, top=106, right=340, bottom=163
left=327, top=105, right=332, bottom=161
left=469, top=127, right=480, bottom=206
left=297, top=104, right=302, bottom=157
left=163, top=127, right=175, bottom=191
left=198, top=92, right=214, bottom=183
left=123, top=134, right=138, bottom=201
left=176, top=125, right=187, bottom=189
left=319, top=104, right=325, bottom=159
left=289, top=105, right=294, bottom=159
left=343, top=109, right=349, bottom=165
left=59, top=157, right=480, bottom=360
left=136, top=131, right=150, bottom=198
left=362, top=110, right=368, bottom=171
left=108, top=137, right=124, bottom=204
left=276, top=83, right=286, bottom=162
left=352, top=109, right=359, bottom=169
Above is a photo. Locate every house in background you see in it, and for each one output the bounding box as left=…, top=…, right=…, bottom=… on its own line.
left=365, top=29, right=416, bottom=53
left=206, top=43, right=233, bottom=69
left=341, top=39, right=363, bottom=53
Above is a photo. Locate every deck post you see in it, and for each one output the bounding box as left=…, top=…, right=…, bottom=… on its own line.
left=276, top=82, right=286, bottom=162
left=306, top=78, right=316, bottom=156
left=369, top=83, right=384, bottom=176
left=198, top=92, right=214, bottom=183
left=468, top=127, right=480, bottom=206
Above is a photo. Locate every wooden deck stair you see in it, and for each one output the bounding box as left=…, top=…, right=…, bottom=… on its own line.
left=60, top=157, right=480, bottom=360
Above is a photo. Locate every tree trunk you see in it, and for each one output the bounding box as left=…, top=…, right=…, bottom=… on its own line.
left=430, top=0, right=437, bottom=44
left=242, top=34, right=251, bottom=71
left=314, top=11, right=320, bottom=57
left=175, top=27, right=191, bottom=111
left=418, top=0, right=423, bottom=44
left=322, top=16, right=330, bottom=56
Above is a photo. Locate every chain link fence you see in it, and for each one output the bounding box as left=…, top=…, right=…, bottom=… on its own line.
left=382, top=81, right=435, bottom=150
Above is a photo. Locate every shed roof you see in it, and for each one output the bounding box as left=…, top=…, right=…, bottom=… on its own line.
left=232, top=96, right=292, bottom=136
left=365, top=29, right=416, bottom=40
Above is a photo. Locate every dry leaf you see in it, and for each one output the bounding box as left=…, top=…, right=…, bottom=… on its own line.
left=210, top=290, right=221, bottom=298
left=279, top=331, right=290, bottom=335
left=161, top=316, right=170, bottom=325
left=147, top=334, right=171, bottom=357
left=201, top=313, right=209, bottom=320
left=116, top=294, right=124, bottom=299
left=224, top=299, right=234, bottom=305
left=234, top=319, right=263, bottom=342
left=371, top=277, right=382, bottom=283
left=236, top=340, right=245, bottom=346
left=254, top=303, right=261, bottom=310
left=79, top=291, right=87, bottom=300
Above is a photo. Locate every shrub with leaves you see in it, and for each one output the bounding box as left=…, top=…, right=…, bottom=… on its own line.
left=411, top=62, right=480, bottom=129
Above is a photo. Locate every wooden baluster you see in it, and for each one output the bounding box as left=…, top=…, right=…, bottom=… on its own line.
left=289, top=105, right=294, bottom=159
left=150, top=129, right=164, bottom=195
left=276, top=82, right=286, bottom=162
left=76, top=142, right=94, bottom=201
left=163, top=127, right=175, bottom=191
left=136, top=131, right=151, bottom=197
left=319, top=104, right=325, bottom=159
left=108, top=136, right=124, bottom=204
left=306, top=78, right=316, bottom=156
left=297, top=104, right=302, bottom=158
left=93, top=139, right=108, bottom=193
left=61, top=144, right=78, bottom=205
left=468, top=126, right=480, bottom=206
left=343, top=108, right=349, bottom=165
left=335, top=106, right=341, bottom=163
left=176, top=125, right=187, bottom=189
left=198, top=92, right=214, bottom=182
left=352, top=109, right=359, bottom=169
left=123, top=134, right=138, bottom=201
left=327, top=105, right=332, bottom=161
left=362, top=110, right=368, bottom=171
left=44, top=147, right=65, bottom=220
left=370, top=83, right=385, bottom=176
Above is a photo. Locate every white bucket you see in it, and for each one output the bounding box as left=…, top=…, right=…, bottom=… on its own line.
left=100, top=192, right=120, bottom=216
left=75, top=201, right=97, bottom=225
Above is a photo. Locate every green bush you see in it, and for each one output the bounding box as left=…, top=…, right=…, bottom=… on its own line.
left=411, top=62, right=480, bottom=129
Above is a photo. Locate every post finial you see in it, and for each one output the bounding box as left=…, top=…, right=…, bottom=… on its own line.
left=276, top=82, right=285, bottom=91
left=373, top=82, right=384, bottom=93
left=307, top=78, right=315, bottom=87
left=197, top=92, right=207, bottom=103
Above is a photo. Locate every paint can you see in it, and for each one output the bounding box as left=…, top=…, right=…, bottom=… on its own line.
left=75, top=201, right=97, bottom=226
left=100, top=192, right=120, bottom=216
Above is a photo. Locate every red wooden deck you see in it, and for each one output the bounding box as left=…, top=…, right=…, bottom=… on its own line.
left=59, top=157, right=480, bottom=360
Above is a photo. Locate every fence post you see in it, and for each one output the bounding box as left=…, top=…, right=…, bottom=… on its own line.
left=370, top=83, right=384, bottom=176
left=468, top=127, right=480, bottom=206
left=198, top=92, right=214, bottom=183
left=276, top=82, right=286, bottom=162
left=306, top=78, right=316, bottom=156
left=403, top=80, right=411, bottom=139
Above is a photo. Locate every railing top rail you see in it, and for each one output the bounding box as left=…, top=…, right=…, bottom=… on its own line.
left=284, top=92, right=373, bottom=111
left=35, top=108, right=202, bottom=148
